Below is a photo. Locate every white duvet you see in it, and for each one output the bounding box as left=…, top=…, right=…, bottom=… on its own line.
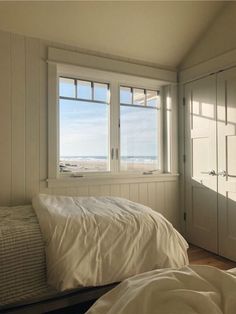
left=86, top=266, right=236, bottom=314
left=32, top=194, right=188, bottom=291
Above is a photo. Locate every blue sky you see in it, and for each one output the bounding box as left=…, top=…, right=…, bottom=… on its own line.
left=59, top=79, right=158, bottom=158
left=60, top=100, right=108, bottom=157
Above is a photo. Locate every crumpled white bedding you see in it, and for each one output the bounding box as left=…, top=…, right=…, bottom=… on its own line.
left=86, top=265, right=236, bottom=314
left=32, top=194, right=188, bottom=291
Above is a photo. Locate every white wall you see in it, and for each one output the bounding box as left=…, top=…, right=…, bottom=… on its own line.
left=0, top=29, right=180, bottom=229
left=180, top=2, right=236, bottom=70
left=0, top=2, right=224, bottom=69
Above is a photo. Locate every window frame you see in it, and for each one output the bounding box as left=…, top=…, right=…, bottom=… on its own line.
left=59, top=76, right=112, bottom=175
left=48, top=62, right=168, bottom=181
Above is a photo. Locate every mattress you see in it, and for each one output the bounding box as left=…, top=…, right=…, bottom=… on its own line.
left=0, top=205, right=57, bottom=307
left=0, top=203, right=131, bottom=310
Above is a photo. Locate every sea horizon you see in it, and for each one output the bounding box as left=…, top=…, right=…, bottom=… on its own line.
left=60, top=155, right=159, bottom=172
left=61, top=155, right=158, bottom=159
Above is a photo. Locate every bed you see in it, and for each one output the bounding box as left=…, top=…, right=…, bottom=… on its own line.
left=86, top=265, right=236, bottom=314
left=0, top=204, right=118, bottom=313
left=0, top=194, right=188, bottom=312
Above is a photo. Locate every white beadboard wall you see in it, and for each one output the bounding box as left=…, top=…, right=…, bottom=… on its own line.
left=0, top=29, right=180, bottom=229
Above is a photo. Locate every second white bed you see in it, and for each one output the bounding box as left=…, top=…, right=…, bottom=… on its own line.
left=86, top=265, right=236, bottom=314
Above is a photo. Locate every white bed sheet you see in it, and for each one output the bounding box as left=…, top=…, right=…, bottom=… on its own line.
left=32, top=194, right=188, bottom=291
left=86, top=265, right=236, bottom=314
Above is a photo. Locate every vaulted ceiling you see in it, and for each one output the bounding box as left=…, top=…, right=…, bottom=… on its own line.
left=0, top=1, right=226, bottom=70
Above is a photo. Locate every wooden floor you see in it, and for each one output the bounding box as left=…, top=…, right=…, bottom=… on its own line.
left=188, top=244, right=236, bottom=270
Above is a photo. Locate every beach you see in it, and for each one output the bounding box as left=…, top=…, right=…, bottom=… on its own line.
left=60, top=157, right=158, bottom=173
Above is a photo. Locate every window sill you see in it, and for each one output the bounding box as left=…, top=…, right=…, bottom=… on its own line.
left=47, top=173, right=179, bottom=188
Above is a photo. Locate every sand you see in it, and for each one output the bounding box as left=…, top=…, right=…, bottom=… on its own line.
left=60, top=159, right=157, bottom=173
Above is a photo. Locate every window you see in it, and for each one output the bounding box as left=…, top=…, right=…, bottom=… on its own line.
left=120, top=86, right=160, bottom=172
left=58, top=75, right=162, bottom=176
left=46, top=63, right=173, bottom=180
left=59, top=77, right=110, bottom=173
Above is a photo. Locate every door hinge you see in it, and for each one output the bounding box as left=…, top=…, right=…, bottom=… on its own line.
left=183, top=97, right=186, bottom=106
left=184, top=212, right=187, bottom=221
left=183, top=154, right=186, bottom=163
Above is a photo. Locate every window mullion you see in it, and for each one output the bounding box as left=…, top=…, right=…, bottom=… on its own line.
left=110, top=82, right=119, bottom=173
left=159, top=87, right=164, bottom=173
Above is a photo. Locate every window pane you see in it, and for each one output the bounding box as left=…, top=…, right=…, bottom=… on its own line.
left=120, top=86, right=132, bottom=104
left=94, top=83, right=109, bottom=102
left=120, top=106, right=159, bottom=171
left=77, top=80, right=92, bottom=100
left=133, top=88, right=145, bottom=106
left=60, top=78, right=76, bottom=98
left=59, top=99, right=109, bottom=173
left=147, top=90, right=160, bottom=108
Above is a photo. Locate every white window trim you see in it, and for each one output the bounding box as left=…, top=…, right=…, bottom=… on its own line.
left=48, top=62, right=177, bottom=185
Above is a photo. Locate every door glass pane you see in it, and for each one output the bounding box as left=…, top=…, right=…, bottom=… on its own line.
left=59, top=99, right=109, bottom=173
left=59, top=78, right=76, bottom=98
left=94, top=83, right=109, bottom=102
left=120, top=105, right=159, bottom=171
left=120, top=86, right=132, bottom=104
left=77, top=80, right=92, bottom=100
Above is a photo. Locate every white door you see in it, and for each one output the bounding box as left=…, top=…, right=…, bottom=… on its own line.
left=184, top=75, right=218, bottom=253
left=217, top=68, right=236, bottom=261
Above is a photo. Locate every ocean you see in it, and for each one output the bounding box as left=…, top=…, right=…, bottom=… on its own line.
left=60, top=156, right=158, bottom=163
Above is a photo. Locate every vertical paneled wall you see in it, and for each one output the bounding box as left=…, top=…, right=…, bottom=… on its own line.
left=11, top=34, right=26, bottom=204
left=0, top=31, right=11, bottom=205
left=0, top=31, right=47, bottom=205
left=0, top=29, right=180, bottom=229
left=40, top=180, right=179, bottom=229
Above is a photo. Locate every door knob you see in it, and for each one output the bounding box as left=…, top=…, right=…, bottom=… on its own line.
left=218, top=170, right=226, bottom=177
left=201, top=170, right=216, bottom=176
left=218, top=171, right=236, bottom=178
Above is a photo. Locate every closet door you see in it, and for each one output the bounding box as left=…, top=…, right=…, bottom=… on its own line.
left=185, top=75, right=218, bottom=253
left=217, top=68, right=236, bottom=261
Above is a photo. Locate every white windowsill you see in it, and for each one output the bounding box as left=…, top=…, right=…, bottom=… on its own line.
left=47, top=173, right=179, bottom=188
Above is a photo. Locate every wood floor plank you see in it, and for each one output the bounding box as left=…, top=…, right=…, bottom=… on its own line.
left=188, top=244, right=236, bottom=270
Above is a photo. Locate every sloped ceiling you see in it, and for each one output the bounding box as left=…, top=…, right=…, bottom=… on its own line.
left=0, top=1, right=226, bottom=70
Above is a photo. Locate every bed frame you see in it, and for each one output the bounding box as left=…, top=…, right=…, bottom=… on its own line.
left=1, top=283, right=118, bottom=314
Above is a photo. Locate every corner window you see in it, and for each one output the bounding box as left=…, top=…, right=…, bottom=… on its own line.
left=47, top=63, right=173, bottom=179
left=59, top=76, right=161, bottom=173
left=58, top=75, right=162, bottom=175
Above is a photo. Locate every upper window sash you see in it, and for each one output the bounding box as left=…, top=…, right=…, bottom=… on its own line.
left=120, top=86, right=160, bottom=108
left=59, top=76, right=110, bottom=104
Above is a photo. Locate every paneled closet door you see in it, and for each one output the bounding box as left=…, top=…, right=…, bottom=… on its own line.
left=217, top=68, right=236, bottom=261
left=185, top=75, right=218, bottom=253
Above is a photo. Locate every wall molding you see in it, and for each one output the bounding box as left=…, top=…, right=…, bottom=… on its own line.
left=48, top=47, right=177, bottom=83
left=47, top=174, right=179, bottom=188
left=179, top=48, right=236, bottom=83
